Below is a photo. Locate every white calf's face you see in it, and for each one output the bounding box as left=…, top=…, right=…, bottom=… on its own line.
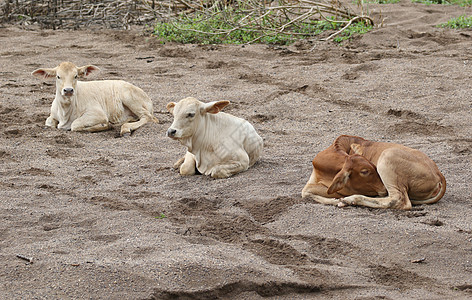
left=55, top=63, right=79, bottom=97
left=32, top=62, right=99, bottom=98
left=166, top=97, right=230, bottom=140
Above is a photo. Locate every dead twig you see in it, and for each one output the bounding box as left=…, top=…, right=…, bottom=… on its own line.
left=0, top=0, right=376, bottom=44
left=321, top=15, right=373, bottom=41
left=16, top=254, right=33, bottom=264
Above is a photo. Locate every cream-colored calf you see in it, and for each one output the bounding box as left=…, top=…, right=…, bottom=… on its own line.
left=166, top=97, right=263, bottom=179
left=32, top=62, right=157, bottom=136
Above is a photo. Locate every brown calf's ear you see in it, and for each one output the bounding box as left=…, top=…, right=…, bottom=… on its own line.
left=77, top=65, right=100, bottom=77
left=166, top=102, right=176, bottom=114
left=327, top=157, right=353, bottom=194
left=203, top=100, right=230, bottom=114
left=31, top=68, right=56, bottom=79
left=327, top=170, right=351, bottom=194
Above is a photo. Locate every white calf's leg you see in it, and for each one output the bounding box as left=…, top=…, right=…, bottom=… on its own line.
left=180, top=152, right=197, bottom=176
left=209, top=149, right=250, bottom=179
left=45, top=116, right=58, bottom=128
left=120, top=88, right=158, bottom=136
left=70, top=111, right=110, bottom=133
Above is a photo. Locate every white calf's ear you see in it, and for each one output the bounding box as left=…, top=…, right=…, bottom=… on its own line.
left=202, top=100, right=230, bottom=114
left=77, top=65, right=100, bottom=77
left=166, top=102, right=176, bottom=114
left=31, top=68, right=56, bottom=79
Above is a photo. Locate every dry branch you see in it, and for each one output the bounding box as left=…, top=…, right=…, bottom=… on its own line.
left=321, top=15, right=373, bottom=41
left=1, top=0, right=373, bottom=43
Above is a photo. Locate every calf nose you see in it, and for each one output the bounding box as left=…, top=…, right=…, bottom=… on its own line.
left=63, top=88, right=74, bottom=96
left=166, top=128, right=177, bottom=137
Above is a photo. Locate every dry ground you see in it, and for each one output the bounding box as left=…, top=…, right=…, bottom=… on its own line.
left=1, top=1, right=472, bottom=299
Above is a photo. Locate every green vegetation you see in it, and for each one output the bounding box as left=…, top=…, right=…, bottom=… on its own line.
left=155, top=213, right=167, bottom=219
left=153, top=12, right=372, bottom=45
left=438, top=15, right=472, bottom=28
left=332, top=21, right=373, bottom=42
left=412, top=0, right=472, bottom=6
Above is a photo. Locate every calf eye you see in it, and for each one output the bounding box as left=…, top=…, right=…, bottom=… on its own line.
left=360, top=169, right=370, bottom=176
left=56, top=75, right=61, bottom=79
left=74, top=75, right=78, bottom=79
left=186, top=113, right=195, bottom=118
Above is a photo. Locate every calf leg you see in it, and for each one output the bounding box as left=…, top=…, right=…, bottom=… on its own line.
left=339, top=190, right=411, bottom=210
left=210, top=161, right=247, bottom=179
left=45, top=116, right=58, bottom=128
left=209, top=150, right=250, bottom=179
left=71, top=111, right=111, bottom=133
left=120, top=113, right=156, bottom=136
left=173, top=156, right=186, bottom=170
left=302, top=171, right=343, bottom=206
left=179, top=152, right=197, bottom=176
left=339, top=160, right=412, bottom=210
left=120, top=93, right=158, bottom=136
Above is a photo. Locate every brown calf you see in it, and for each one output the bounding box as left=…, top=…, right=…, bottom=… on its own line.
left=302, top=135, right=446, bottom=210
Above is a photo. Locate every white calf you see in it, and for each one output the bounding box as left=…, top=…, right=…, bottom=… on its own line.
left=166, top=97, right=263, bottom=179
left=32, top=62, right=158, bottom=136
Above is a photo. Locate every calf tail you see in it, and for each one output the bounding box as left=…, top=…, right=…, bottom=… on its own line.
left=411, top=173, right=446, bottom=205
left=151, top=115, right=159, bottom=124
left=142, top=111, right=159, bottom=123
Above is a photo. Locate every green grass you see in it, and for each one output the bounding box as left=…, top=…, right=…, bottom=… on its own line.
left=332, top=22, right=373, bottom=42
left=155, top=213, right=167, bottom=219
left=438, top=15, right=472, bottom=28
left=153, top=13, right=372, bottom=45
left=412, top=0, right=472, bottom=6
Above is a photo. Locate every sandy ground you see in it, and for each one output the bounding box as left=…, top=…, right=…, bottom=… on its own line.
left=1, top=1, right=472, bottom=299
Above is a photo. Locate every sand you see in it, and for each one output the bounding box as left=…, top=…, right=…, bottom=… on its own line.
left=1, top=1, right=472, bottom=299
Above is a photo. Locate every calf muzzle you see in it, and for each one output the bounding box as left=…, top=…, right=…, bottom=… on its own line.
left=166, top=128, right=177, bottom=138
left=62, top=88, right=74, bottom=97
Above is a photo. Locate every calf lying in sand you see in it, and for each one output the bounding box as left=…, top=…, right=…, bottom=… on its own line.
left=32, top=62, right=157, bottom=136
left=166, top=97, right=263, bottom=179
left=302, top=135, right=446, bottom=210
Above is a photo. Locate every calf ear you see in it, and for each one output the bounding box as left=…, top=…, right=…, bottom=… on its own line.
left=166, top=102, right=176, bottom=114
left=31, top=68, right=56, bottom=79
left=77, top=65, right=100, bottom=77
left=350, top=143, right=363, bottom=155
left=202, top=100, right=230, bottom=114
left=327, top=170, right=350, bottom=194
left=327, top=157, right=353, bottom=194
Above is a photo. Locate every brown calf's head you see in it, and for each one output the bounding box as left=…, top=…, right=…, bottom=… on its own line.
left=32, top=62, right=99, bottom=98
left=327, top=154, right=387, bottom=197
left=166, top=97, right=230, bottom=140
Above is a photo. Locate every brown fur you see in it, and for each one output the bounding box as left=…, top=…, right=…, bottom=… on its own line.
left=302, top=135, right=446, bottom=210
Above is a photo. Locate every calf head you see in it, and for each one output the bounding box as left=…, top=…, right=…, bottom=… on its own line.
left=32, top=62, right=99, bottom=99
left=327, top=154, right=387, bottom=197
left=166, top=97, right=230, bottom=140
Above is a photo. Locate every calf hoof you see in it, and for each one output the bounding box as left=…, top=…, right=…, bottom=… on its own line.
left=172, top=157, right=185, bottom=170
left=338, top=196, right=356, bottom=207
left=210, top=168, right=231, bottom=179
